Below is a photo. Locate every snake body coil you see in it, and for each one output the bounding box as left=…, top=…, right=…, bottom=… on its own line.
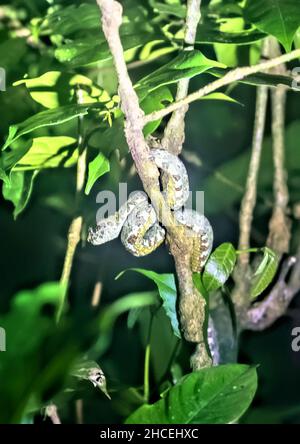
left=88, top=149, right=213, bottom=271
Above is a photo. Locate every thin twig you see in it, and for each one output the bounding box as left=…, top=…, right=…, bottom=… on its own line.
left=231, top=40, right=270, bottom=316
left=75, top=399, right=84, bottom=424
left=143, top=48, right=300, bottom=125
left=96, top=0, right=211, bottom=370
left=238, top=86, right=268, bottom=267
left=57, top=88, right=87, bottom=322
left=162, top=0, right=201, bottom=155
left=232, top=85, right=268, bottom=313
left=267, top=38, right=291, bottom=255
left=242, top=39, right=295, bottom=331
left=91, top=281, right=103, bottom=307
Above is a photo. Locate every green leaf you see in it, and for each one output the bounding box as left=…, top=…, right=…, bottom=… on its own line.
left=44, top=4, right=101, bottom=36
left=44, top=3, right=160, bottom=67
left=250, top=247, right=280, bottom=299
left=136, top=50, right=226, bottom=94
left=127, top=307, right=145, bottom=329
left=195, top=24, right=266, bottom=45
left=173, top=3, right=266, bottom=46
left=149, top=0, right=186, bottom=18
left=140, top=86, right=173, bottom=136
left=89, top=117, right=128, bottom=159
left=126, top=364, right=257, bottom=424
left=0, top=282, right=82, bottom=423
left=213, top=18, right=245, bottom=67
left=202, top=243, right=237, bottom=292
left=85, top=152, right=110, bottom=195
left=55, top=31, right=160, bottom=67
left=2, top=171, right=38, bottom=219
left=0, top=137, right=77, bottom=188
left=100, top=291, right=159, bottom=333
left=244, top=0, right=300, bottom=52
left=139, top=40, right=177, bottom=63
left=51, top=17, right=162, bottom=67
left=90, top=291, right=159, bottom=357
left=14, top=71, right=108, bottom=109
left=0, top=140, right=31, bottom=183
left=116, top=269, right=181, bottom=338
left=2, top=103, right=102, bottom=150
left=294, top=28, right=300, bottom=48
left=200, top=92, right=242, bottom=105
left=12, top=136, right=77, bottom=171
left=52, top=39, right=108, bottom=66
left=14, top=71, right=65, bottom=109
left=43, top=2, right=148, bottom=36
left=0, top=167, right=9, bottom=184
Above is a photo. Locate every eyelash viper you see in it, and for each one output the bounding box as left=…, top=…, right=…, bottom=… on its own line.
left=88, top=149, right=213, bottom=272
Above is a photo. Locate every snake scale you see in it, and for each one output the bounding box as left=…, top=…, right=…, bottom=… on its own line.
left=88, top=149, right=213, bottom=272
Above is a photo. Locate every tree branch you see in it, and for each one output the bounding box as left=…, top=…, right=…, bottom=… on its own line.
left=143, top=48, right=300, bottom=125
left=267, top=38, right=291, bottom=255
left=162, top=0, right=201, bottom=155
left=96, top=0, right=172, bottom=229
left=243, top=253, right=300, bottom=331
left=238, top=86, right=268, bottom=267
left=96, top=0, right=211, bottom=370
left=57, top=88, right=87, bottom=322
left=231, top=84, right=268, bottom=315
left=232, top=39, right=270, bottom=314
left=240, top=39, right=295, bottom=332
left=170, top=234, right=211, bottom=369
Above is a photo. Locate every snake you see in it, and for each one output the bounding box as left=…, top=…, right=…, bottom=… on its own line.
left=87, top=149, right=213, bottom=272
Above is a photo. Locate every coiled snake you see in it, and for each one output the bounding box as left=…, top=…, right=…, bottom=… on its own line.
left=88, top=149, right=213, bottom=272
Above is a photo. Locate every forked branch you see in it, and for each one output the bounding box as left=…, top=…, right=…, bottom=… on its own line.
left=96, top=0, right=211, bottom=370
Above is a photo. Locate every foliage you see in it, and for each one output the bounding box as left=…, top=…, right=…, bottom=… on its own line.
left=0, top=283, right=96, bottom=423
left=126, top=364, right=257, bottom=424
left=0, top=0, right=299, bottom=425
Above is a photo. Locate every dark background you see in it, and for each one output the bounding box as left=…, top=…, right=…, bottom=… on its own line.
left=1, top=0, right=300, bottom=423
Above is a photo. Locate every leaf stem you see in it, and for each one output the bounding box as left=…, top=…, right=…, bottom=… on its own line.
left=143, top=344, right=151, bottom=404
left=143, top=311, right=154, bottom=403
